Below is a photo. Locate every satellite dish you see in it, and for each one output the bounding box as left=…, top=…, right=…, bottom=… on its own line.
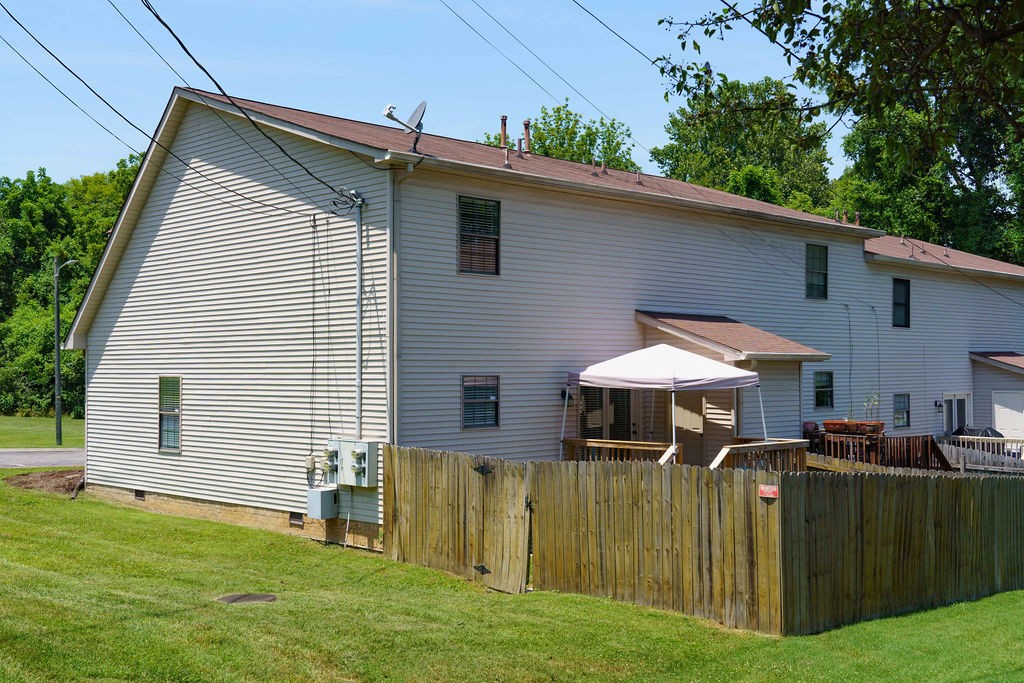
left=382, top=100, right=427, bottom=154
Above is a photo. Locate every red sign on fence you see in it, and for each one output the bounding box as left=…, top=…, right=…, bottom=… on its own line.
left=758, top=484, right=779, bottom=499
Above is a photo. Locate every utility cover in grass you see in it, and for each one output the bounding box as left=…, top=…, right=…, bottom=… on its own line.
left=217, top=593, right=277, bottom=604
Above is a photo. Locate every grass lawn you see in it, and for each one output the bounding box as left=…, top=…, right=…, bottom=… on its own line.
left=0, top=415, right=84, bottom=448
left=2, top=469, right=1024, bottom=682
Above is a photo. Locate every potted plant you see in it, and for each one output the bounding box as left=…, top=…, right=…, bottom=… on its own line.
left=861, top=392, right=884, bottom=434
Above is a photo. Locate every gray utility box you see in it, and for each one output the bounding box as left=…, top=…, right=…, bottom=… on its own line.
left=326, top=439, right=380, bottom=488
left=307, top=486, right=339, bottom=519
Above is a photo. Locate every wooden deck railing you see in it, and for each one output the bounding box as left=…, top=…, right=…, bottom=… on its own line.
left=562, top=438, right=675, bottom=463
left=708, top=439, right=808, bottom=472
left=820, top=433, right=953, bottom=471
left=938, top=436, right=1024, bottom=459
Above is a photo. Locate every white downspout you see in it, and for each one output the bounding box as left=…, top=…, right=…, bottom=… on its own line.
left=559, top=384, right=570, bottom=459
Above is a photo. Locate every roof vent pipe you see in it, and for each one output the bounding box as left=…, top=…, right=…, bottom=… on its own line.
left=842, top=210, right=848, bottom=223
left=600, top=161, right=607, bottom=175
left=854, top=211, right=860, bottom=226
left=499, top=115, right=507, bottom=149
left=503, top=146, right=512, bottom=169
left=523, top=119, right=531, bottom=153
left=517, top=138, right=523, bottom=156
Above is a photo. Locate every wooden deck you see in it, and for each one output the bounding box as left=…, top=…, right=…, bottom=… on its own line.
left=562, top=438, right=675, bottom=463
left=819, top=433, right=953, bottom=471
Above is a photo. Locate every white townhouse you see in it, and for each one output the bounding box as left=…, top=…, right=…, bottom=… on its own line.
left=66, top=88, right=1024, bottom=540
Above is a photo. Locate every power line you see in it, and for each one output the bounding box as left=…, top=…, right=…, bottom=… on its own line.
left=105, top=0, right=330, bottom=213
left=468, top=0, right=651, bottom=155
left=569, top=0, right=656, bottom=65
left=0, top=0, right=310, bottom=217
left=904, top=237, right=1024, bottom=309
left=0, top=28, right=297, bottom=220
left=141, top=0, right=360, bottom=210
left=436, top=0, right=558, bottom=103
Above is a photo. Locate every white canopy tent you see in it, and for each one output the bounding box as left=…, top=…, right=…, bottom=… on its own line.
left=561, top=344, right=765, bottom=462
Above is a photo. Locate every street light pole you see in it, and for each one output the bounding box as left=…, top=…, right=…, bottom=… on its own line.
left=54, top=256, right=77, bottom=445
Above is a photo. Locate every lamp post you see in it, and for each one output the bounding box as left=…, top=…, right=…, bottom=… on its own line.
left=54, top=257, right=77, bottom=445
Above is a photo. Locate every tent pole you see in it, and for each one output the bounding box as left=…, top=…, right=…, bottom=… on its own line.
left=559, top=385, right=570, bottom=459
left=671, top=390, right=677, bottom=451
left=757, top=383, right=768, bottom=440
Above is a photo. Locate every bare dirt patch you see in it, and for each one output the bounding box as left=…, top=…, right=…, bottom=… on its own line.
left=6, top=468, right=84, bottom=495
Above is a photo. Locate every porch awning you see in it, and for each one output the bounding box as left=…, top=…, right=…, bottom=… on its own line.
left=970, top=352, right=1024, bottom=376
left=636, top=310, right=830, bottom=362
left=567, top=343, right=759, bottom=391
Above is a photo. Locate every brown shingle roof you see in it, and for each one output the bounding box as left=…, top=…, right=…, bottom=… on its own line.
left=183, top=88, right=874, bottom=235
left=970, top=352, right=1024, bottom=375
left=636, top=311, right=830, bottom=361
left=866, top=235, right=1024, bottom=280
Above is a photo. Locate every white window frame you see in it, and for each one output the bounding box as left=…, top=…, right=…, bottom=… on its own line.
left=158, top=376, right=181, bottom=453
left=943, top=392, right=972, bottom=434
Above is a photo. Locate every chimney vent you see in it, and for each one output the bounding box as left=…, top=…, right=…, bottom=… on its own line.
left=600, top=161, right=607, bottom=175
left=523, top=119, right=531, bottom=153
left=503, top=146, right=512, bottom=169
left=499, top=115, right=507, bottom=149
left=854, top=211, right=860, bottom=226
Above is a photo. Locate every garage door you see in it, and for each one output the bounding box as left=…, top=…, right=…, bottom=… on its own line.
left=993, top=391, right=1024, bottom=439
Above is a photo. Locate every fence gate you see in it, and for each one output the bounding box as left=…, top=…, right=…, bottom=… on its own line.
left=382, top=446, right=531, bottom=593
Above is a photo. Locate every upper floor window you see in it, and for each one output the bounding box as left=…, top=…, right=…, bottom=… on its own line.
left=814, top=371, right=834, bottom=409
left=893, top=393, right=910, bottom=428
left=158, top=376, right=181, bottom=452
left=893, top=278, right=910, bottom=327
left=462, top=375, right=499, bottom=429
left=805, top=244, right=828, bottom=299
left=458, top=196, right=500, bottom=275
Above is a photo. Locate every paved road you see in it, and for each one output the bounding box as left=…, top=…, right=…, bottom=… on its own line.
left=0, top=448, right=85, bottom=468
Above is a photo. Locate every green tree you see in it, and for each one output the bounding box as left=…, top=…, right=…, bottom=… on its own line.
left=658, top=1, right=1024, bottom=147
left=650, top=78, right=831, bottom=208
left=0, top=155, right=139, bottom=418
left=831, top=104, right=1023, bottom=263
left=485, top=100, right=640, bottom=172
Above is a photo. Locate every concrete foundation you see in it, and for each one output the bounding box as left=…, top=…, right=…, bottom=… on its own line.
left=85, top=483, right=383, bottom=551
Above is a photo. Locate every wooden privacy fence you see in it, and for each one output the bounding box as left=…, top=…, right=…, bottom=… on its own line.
left=382, top=446, right=1024, bottom=635
left=781, top=472, right=1024, bottom=634
left=530, top=461, right=782, bottom=633
left=382, top=447, right=530, bottom=594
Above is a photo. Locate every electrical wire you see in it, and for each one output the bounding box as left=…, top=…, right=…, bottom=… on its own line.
left=141, top=0, right=359, bottom=210
left=901, top=237, right=1024, bottom=309
left=0, top=1, right=310, bottom=217
left=436, top=0, right=559, bottom=103
left=468, top=0, right=651, bottom=155
left=0, top=28, right=299, bottom=219
left=106, top=0, right=332, bottom=214
left=569, top=0, right=656, bottom=65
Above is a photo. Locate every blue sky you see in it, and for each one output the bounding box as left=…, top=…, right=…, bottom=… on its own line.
left=0, top=0, right=848, bottom=182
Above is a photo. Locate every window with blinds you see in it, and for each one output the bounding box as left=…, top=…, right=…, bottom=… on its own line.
left=893, top=393, right=910, bottom=428
left=158, top=376, right=181, bottom=452
left=458, top=196, right=500, bottom=275
left=462, top=375, right=499, bottom=429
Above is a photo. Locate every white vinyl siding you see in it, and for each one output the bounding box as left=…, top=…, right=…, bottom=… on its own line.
left=972, top=360, right=1024, bottom=432
left=397, top=175, right=843, bottom=457
left=83, top=103, right=390, bottom=521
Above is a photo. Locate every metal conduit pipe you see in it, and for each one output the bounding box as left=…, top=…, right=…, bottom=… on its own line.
left=352, top=192, right=365, bottom=440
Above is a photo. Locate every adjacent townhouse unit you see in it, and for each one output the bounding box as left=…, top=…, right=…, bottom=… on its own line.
left=66, top=88, right=1024, bottom=542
